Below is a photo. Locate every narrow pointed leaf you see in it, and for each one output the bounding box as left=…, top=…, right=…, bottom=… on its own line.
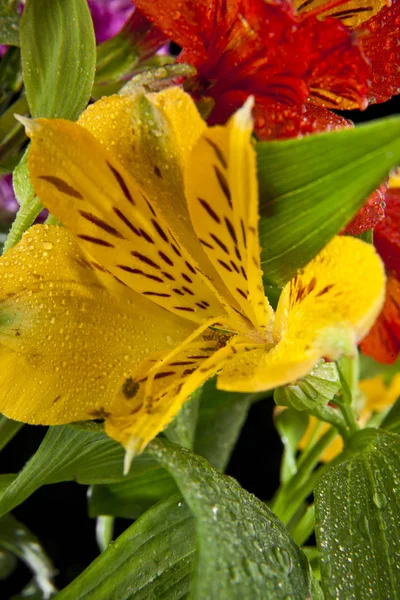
left=0, top=424, right=156, bottom=517
left=315, top=429, right=400, bottom=599
left=193, top=378, right=255, bottom=472
left=20, top=0, right=96, bottom=119
left=0, top=513, right=56, bottom=597
left=257, top=117, right=400, bottom=286
left=89, top=462, right=177, bottom=520
left=55, top=494, right=196, bottom=600
left=148, top=437, right=311, bottom=599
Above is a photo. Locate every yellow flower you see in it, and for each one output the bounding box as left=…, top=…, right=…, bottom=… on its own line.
left=0, top=88, right=385, bottom=466
left=299, top=373, right=400, bottom=462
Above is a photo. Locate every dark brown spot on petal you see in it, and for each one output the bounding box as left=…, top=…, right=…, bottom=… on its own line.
left=182, top=273, right=193, bottom=284
left=113, top=207, right=141, bottom=237
left=162, top=271, right=175, bottom=281
left=107, top=162, right=135, bottom=204
left=39, top=176, right=83, bottom=199
left=159, top=251, right=174, bottom=266
left=78, top=235, right=114, bottom=247
left=210, top=233, right=229, bottom=255
left=122, top=377, right=139, bottom=399
left=183, top=368, right=196, bottom=376
left=240, top=219, right=247, bottom=248
left=143, top=291, right=171, bottom=297
left=225, top=217, right=237, bottom=245
left=131, top=251, right=161, bottom=270
left=173, top=288, right=184, bottom=295
left=198, top=198, right=221, bottom=223
left=152, top=219, right=169, bottom=242
left=139, top=229, right=154, bottom=244
left=230, top=260, right=240, bottom=274
left=218, top=259, right=233, bottom=272
left=171, top=244, right=182, bottom=257
left=237, top=287, right=248, bottom=299
left=182, top=286, right=194, bottom=296
left=317, top=284, right=334, bottom=297
left=154, top=165, right=162, bottom=178
left=214, top=165, right=232, bottom=208
left=185, top=261, right=196, bottom=274
left=174, top=306, right=195, bottom=312
left=79, top=210, right=125, bottom=239
left=199, top=238, right=214, bottom=249
left=170, top=361, right=196, bottom=366
left=204, top=137, right=227, bottom=168
left=117, top=265, right=163, bottom=282
left=154, top=371, right=175, bottom=379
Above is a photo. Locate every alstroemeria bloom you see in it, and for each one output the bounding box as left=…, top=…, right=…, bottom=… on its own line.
left=360, top=180, right=400, bottom=363
left=299, top=373, right=400, bottom=462
left=133, top=0, right=400, bottom=139
left=0, top=89, right=384, bottom=461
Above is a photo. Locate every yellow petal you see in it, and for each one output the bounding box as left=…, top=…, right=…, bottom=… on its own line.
left=294, top=0, right=386, bottom=28
left=0, top=225, right=195, bottom=424
left=185, top=97, right=274, bottom=336
left=26, top=116, right=229, bottom=324
left=359, top=373, right=400, bottom=412
left=298, top=416, right=343, bottom=463
left=105, top=328, right=239, bottom=458
left=79, top=88, right=235, bottom=316
left=218, top=236, right=385, bottom=392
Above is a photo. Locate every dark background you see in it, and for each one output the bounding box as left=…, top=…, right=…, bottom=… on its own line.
left=1, top=93, right=400, bottom=597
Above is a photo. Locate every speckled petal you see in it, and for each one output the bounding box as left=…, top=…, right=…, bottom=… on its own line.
left=0, top=225, right=195, bottom=424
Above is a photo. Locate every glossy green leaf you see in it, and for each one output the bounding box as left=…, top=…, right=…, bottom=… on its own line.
left=164, top=389, right=200, bottom=450
left=0, top=414, right=23, bottom=452
left=274, top=408, right=309, bottom=483
left=315, top=428, right=400, bottom=599
left=274, top=361, right=340, bottom=412
left=257, top=117, right=400, bottom=286
left=55, top=494, right=196, bottom=600
left=20, top=0, right=96, bottom=119
left=0, top=513, right=56, bottom=596
left=193, top=378, right=256, bottom=471
left=89, top=458, right=177, bottom=520
left=148, top=437, right=311, bottom=599
left=360, top=354, right=400, bottom=384
left=0, top=424, right=148, bottom=517
left=0, top=0, right=20, bottom=46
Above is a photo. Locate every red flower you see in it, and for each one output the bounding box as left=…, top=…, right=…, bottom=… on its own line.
left=134, top=0, right=399, bottom=233
left=134, top=0, right=399, bottom=140
left=360, top=187, right=400, bottom=364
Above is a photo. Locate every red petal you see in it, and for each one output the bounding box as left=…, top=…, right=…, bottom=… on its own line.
left=357, top=1, right=400, bottom=103
left=208, top=92, right=348, bottom=139
left=343, top=181, right=387, bottom=235
left=374, top=187, right=400, bottom=278
left=122, top=9, right=169, bottom=60
left=300, top=16, right=370, bottom=110
left=360, top=273, right=400, bottom=364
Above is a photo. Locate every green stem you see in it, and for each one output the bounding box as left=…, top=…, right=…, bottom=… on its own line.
left=0, top=415, right=23, bottom=452
left=2, top=196, right=43, bottom=254
left=334, top=398, right=359, bottom=435
left=271, top=427, right=337, bottom=522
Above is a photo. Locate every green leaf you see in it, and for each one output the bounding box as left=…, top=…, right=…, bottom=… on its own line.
left=257, top=117, right=400, bottom=286
left=0, top=0, right=20, bottom=46
left=360, top=353, right=400, bottom=384
left=381, top=396, right=400, bottom=435
left=0, top=414, right=23, bottom=452
left=193, top=378, right=256, bottom=471
left=164, top=389, right=200, bottom=450
left=0, top=424, right=147, bottom=517
left=148, top=437, right=312, bottom=599
left=89, top=459, right=177, bottom=520
left=55, top=494, right=196, bottom=600
left=274, top=361, right=340, bottom=412
left=274, top=408, right=309, bottom=483
left=315, top=428, right=400, bottom=599
left=0, top=513, right=56, bottom=597
left=20, top=0, right=96, bottom=119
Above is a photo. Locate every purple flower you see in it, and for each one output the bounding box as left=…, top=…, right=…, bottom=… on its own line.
left=0, top=174, right=18, bottom=215
left=88, top=0, right=134, bottom=44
